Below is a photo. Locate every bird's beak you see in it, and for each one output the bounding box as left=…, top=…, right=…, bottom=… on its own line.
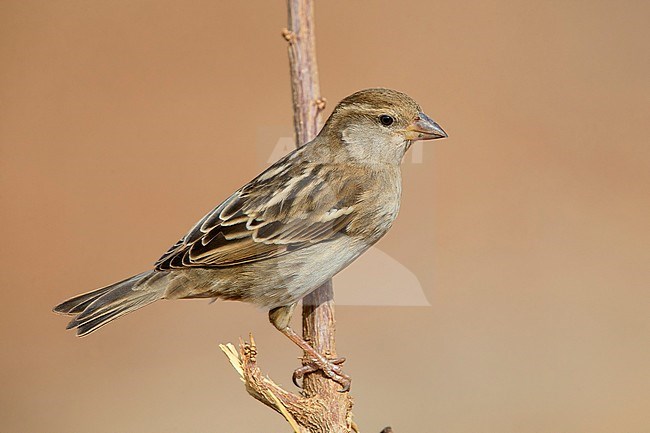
left=404, top=112, right=448, bottom=141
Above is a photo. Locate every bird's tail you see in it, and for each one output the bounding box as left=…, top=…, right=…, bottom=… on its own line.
left=53, top=270, right=169, bottom=337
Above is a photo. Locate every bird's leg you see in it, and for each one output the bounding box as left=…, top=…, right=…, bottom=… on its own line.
left=269, top=304, right=351, bottom=392
left=281, top=325, right=350, bottom=391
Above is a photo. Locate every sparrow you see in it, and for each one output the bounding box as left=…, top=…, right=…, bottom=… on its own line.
left=54, top=88, right=447, bottom=391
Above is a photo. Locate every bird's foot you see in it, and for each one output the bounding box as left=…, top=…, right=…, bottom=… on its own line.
left=292, top=356, right=350, bottom=392
left=269, top=318, right=352, bottom=392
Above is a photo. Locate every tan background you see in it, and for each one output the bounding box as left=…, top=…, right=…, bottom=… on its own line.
left=1, top=1, right=649, bottom=432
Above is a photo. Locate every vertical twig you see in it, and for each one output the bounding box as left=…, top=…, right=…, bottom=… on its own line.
left=284, top=0, right=325, bottom=146
left=285, top=0, right=343, bottom=394
left=221, top=2, right=354, bottom=431
left=285, top=0, right=353, bottom=429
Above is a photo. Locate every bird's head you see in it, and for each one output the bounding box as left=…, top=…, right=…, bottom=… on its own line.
left=318, top=88, right=447, bottom=165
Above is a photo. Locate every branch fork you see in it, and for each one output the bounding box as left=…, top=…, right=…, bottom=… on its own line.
left=220, top=336, right=355, bottom=433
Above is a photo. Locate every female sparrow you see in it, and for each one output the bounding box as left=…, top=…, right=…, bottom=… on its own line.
left=54, top=88, right=447, bottom=390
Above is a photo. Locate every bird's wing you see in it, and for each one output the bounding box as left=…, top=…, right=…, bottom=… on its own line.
left=155, top=154, right=359, bottom=270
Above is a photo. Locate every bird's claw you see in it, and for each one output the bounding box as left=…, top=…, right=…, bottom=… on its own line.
left=292, top=356, right=350, bottom=392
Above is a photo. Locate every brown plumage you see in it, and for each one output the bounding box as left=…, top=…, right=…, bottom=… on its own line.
left=53, top=88, right=447, bottom=390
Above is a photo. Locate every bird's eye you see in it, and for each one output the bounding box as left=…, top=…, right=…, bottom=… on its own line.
left=379, top=115, right=394, bottom=126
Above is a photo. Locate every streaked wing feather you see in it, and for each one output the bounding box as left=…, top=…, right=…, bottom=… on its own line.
left=155, top=154, right=358, bottom=270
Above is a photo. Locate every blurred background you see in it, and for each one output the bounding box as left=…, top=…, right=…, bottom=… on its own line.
left=1, top=1, right=649, bottom=432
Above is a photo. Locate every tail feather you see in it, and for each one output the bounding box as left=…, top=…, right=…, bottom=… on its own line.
left=53, top=271, right=167, bottom=336
left=53, top=285, right=114, bottom=316
left=73, top=296, right=155, bottom=337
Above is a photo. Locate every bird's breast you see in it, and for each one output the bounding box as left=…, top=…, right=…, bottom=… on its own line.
left=347, top=168, right=402, bottom=242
